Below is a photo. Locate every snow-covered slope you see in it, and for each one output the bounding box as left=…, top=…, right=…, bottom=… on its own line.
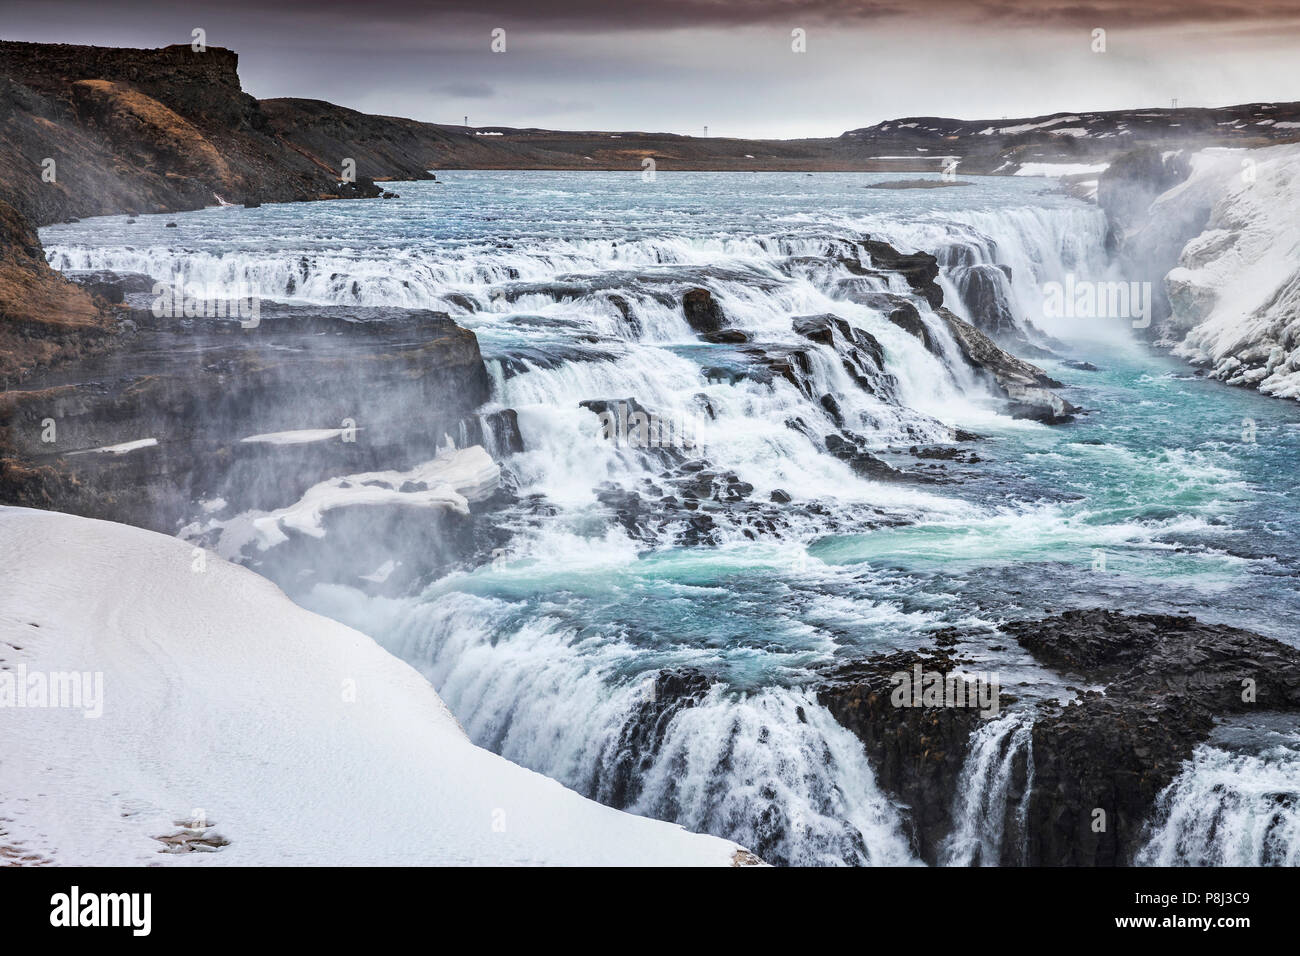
left=1149, top=144, right=1300, bottom=399
left=0, top=507, right=752, bottom=866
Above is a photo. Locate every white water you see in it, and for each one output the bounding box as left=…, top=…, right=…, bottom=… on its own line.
left=941, top=712, right=1035, bottom=866
left=1137, top=739, right=1300, bottom=866
left=41, top=172, right=1300, bottom=866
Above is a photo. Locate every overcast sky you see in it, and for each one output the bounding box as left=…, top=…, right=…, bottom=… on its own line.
left=5, top=1, right=1300, bottom=138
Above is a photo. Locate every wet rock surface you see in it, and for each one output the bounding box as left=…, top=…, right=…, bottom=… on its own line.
left=1006, top=610, right=1300, bottom=865
left=681, top=286, right=728, bottom=335
left=815, top=609, right=1300, bottom=865
left=1, top=299, right=506, bottom=571
left=815, top=648, right=987, bottom=862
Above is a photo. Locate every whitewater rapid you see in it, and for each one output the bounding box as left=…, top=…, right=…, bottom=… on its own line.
left=41, top=171, right=1300, bottom=865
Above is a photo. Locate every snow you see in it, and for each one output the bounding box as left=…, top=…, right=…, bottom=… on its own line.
left=1013, top=162, right=1110, bottom=177
left=240, top=428, right=354, bottom=445
left=0, top=507, right=751, bottom=866
left=73, top=438, right=158, bottom=455
left=1156, top=144, right=1300, bottom=399
left=994, top=115, right=1080, bottom=135
left=190, top=444, right=501, bottom=558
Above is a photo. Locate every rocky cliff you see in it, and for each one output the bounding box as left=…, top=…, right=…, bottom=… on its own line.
left=0, top=40, right=513, bottom=539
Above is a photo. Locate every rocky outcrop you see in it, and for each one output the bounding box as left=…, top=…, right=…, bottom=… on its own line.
left=0, top=42, right=313, bottom=226
left=792, top=313, right=898, bottom=401
left=932, top=307, right=1079, bottom=423
left=816, top=648, right=984, bottom=861
left=1, top=303, right=498, bottom=552
left=681, top=287, right=728, bottom=335
left=0, top=200, right=110, bottom=385
left=0, top=41, right=481, bottom=505
left=1007, top=610, right=1300, bottom=865
left=259, top=98, right=455, bottom=183
left=859, top=239, right=943, bottom=308
left=817, top=610, right=1300, bottom=866
left=0, top=40, right=428, bottom=229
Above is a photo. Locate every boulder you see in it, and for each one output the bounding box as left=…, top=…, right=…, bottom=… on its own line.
left=682, top=287, right=727, bottom=335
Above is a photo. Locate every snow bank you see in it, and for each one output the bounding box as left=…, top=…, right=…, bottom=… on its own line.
left=0, top=507, right=751, bottom=866
left=1013, top=162, right=1110, bottom=177
left=1157, top=144, right=1300, bottom=399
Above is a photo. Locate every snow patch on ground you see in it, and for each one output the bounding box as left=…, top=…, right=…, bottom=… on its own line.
left=71, top=438, right=158, bottom=455
left=0, top=507, right=749, bottom=866
left=240, top=428, right=354, bottom=445
left=189, top=444, right=501, bottom=559
left=1014, top=162, right=1110, bottom=177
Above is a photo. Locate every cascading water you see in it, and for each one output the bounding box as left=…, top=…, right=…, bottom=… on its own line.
left=941, top=712, right=1034, bottom=866
left=1136, top=727, right=1300, bottom=866
left=41, top=171, right=1300, bottom=865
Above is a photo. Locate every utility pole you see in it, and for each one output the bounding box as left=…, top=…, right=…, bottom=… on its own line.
left=1171, top=98, right=1178, bottom=109
left=703, top=125, right=708, bottom=137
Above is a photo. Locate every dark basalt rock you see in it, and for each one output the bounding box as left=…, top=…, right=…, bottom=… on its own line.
left=1004, top=610, right=1300, bottom=866
left=952, top=262, right=1017, bottom=339
left=824, top=433, right=906, bottom=482
left=579, top=397, right=695, bottom=468
left=333, top=175, right=384, bottom=200
left=885, top=302, right=933, bottom=351
left=700, top=329, right=751, bottom=344
left=931, top=307, right=1079, bottom=423
left=859, top=238, right=943, bottom=308
left=739, top=343, right=815, bottom=397
left=607, top=293, right=642, bottom=338
left=595, top=466, right=801, bottom=547
left=817, top=610, right=1300, bottom=866
left=791, top=313, right=898, bottom=401
left=815, top=649, right=986, bottom=862
left=63, top=269, right=157, bottom=305
left=682, top=287, right=727, bottom=335
left=910, top=444, right=982, bottom=463
left=462, top=407, right=524, bottom=457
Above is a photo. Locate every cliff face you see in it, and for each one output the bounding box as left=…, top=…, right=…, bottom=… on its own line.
left=0, top=40, right=351, bottom=226
left=0, top=40, right=505, bottom=528
left=0, top=40, right=420, bottom=391
left=0, top=199, right=109, bottom=384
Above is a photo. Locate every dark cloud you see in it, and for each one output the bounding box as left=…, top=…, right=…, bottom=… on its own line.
left=10, top=0, right=1300, bottom=33
left=3, top=0, right=1297, bottom=137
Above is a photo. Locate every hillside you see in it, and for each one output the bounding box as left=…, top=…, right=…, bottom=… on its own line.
left=4, top=37, right=1300, bottom=391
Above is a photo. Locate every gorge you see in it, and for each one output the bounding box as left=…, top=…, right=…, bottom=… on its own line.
left=2, top=39, right=1299, bottom=868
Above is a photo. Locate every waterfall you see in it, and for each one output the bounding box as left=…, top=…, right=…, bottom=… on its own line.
left=941, top=711, right=1034, bottom=866
left=1135, top=742, right=1300, bottom=866
left=42, top=174, right=1122, bottom=866
left=303, top=586, right=918, bottom=867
